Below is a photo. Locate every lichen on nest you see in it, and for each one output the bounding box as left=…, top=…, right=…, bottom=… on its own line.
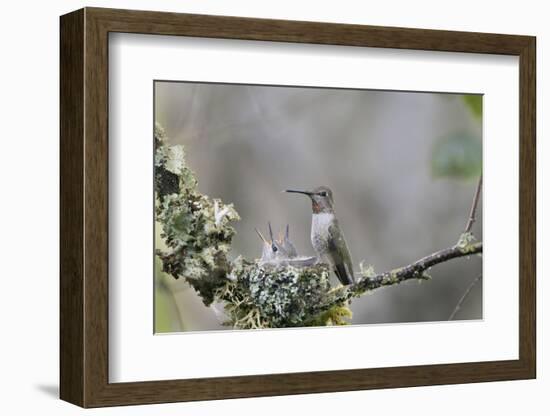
left=218, top=259, right=339, bottom=329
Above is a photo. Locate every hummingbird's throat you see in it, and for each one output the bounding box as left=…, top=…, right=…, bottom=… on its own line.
left=312, top=200, right=329, bottom=214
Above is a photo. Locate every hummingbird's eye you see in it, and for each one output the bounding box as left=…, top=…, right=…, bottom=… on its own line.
left=319, top=191, right=327, bottom=197
left=272, top=245, right=278, bottom=252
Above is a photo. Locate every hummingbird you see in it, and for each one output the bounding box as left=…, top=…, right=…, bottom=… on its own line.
left=286, top=186, right=355, bottom=285
left=254, top=222, right=316, bottom=267
left=267, top=222, right=289, bottom=260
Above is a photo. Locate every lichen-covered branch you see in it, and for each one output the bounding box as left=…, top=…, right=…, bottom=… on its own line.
left=318, top=240, right=482, bottom=311
left=154, top=123, right=483, bottom=329
left=154, top=123, right=240, bottom=305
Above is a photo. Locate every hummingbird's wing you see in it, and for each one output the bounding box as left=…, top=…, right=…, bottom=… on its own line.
left=328, top=221, right=355, bottom=285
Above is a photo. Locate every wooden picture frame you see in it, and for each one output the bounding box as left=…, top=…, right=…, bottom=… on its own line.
left=60, top=7, right=536, bottom=408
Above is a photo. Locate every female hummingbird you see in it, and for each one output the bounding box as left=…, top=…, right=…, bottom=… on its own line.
left=286, top=186, right=355, bottom=285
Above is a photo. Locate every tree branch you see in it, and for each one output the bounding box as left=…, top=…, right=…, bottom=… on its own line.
left=322, top=241, right=482, bottom=309
left=464, top=175, right=482, bottom=233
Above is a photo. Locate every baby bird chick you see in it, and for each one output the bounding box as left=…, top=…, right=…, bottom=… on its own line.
left=255, top=227, right=275, bottom=264
left=255, top=222, right=316, bottom=267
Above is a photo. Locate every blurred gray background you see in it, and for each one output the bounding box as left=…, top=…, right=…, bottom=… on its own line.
left=154, top=81, right=482, bottom=332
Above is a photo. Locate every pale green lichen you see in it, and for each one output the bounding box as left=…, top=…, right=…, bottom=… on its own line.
left=216, top=260, right=345, bottom=329
left=155, top=123, right=240, bottom=305
left=381, top=268, right=401, bottom=285
left=456, top=231, right=478, bottom=254
left=359, top=261, right=376, bottom=278
left=311, top=304, right=353, bottom=326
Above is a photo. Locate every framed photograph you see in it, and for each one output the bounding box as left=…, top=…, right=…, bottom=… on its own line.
left=60, top=7, right=536, bottom=408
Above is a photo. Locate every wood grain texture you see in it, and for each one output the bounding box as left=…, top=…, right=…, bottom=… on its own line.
left=59, top=7, right=537, bottom=408
left=59, top=8, right=84, bottom=406
left=88, top=7, right=532, bottom=54
left=518, top=38, right=536, bottom=376
left=83, top=9, right=110, bottom=406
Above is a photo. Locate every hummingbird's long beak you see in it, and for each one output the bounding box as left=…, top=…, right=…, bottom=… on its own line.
left=285, top=189, right=313, bottom=196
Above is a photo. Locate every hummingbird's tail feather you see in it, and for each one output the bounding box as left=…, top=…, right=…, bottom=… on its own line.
left=334, top=262, right=355, bottom=286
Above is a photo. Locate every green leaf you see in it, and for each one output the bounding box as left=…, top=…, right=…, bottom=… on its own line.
left=463, top=95, right=482, bottom=119
left=431, top=133, right=482, bottom=179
